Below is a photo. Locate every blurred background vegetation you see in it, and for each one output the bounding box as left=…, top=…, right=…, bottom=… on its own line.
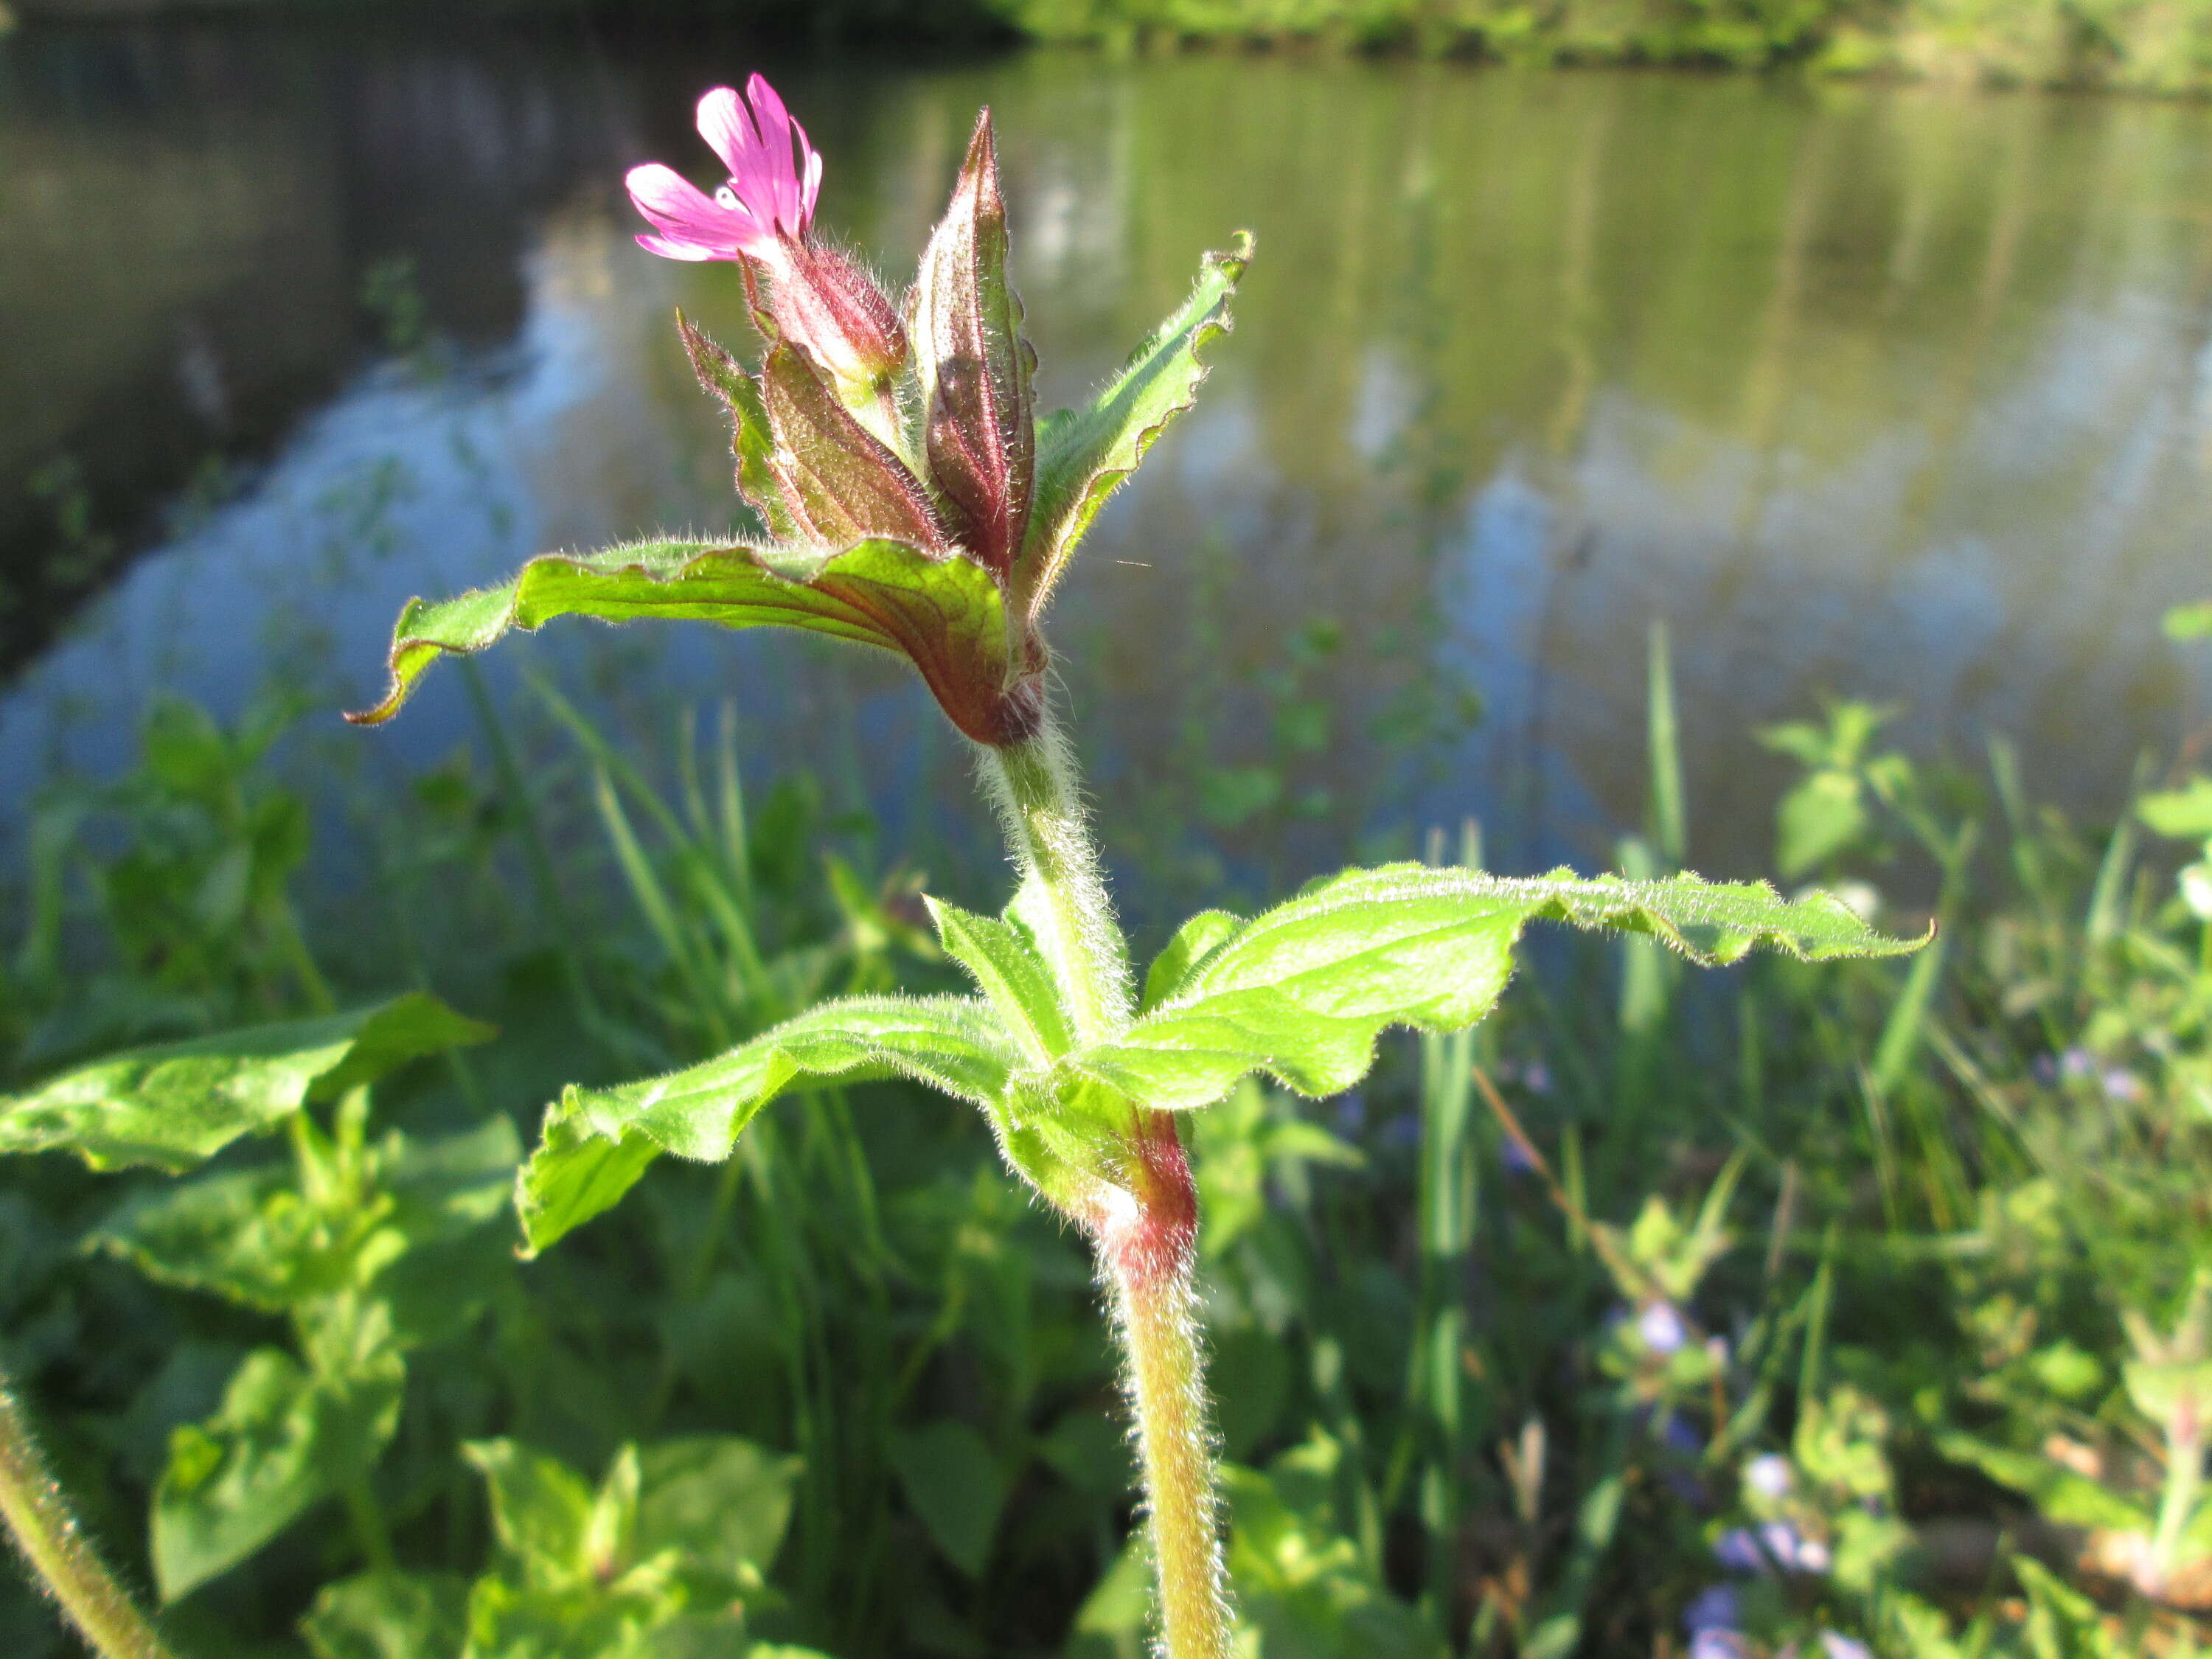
left=15, top=0, right=2212, bottom=98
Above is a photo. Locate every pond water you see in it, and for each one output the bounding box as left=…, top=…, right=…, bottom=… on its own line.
left=4, top=24, right=2210, bottom=911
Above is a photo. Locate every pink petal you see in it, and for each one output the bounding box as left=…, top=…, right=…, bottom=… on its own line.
left=634, top=233, right=714, bottom=262
left=789, top=113, right=821, bottom=232
left=625, top=162, right=768, bottom=259
left=744, top=74, right=804, bottom=234
left=799, top=145, right=823, bottom=224
left=695, top=86, right=749, bottom=179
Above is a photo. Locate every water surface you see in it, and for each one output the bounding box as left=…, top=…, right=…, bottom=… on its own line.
left=5, top=26, right=2208, bottom=908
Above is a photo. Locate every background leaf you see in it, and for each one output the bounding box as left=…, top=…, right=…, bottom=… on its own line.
left=2140, top=777, right=2212, bottom=841
left=0, top=994, right=491, bottom=1172
left=153, top=1335, right=406, bottom=1600
left=302, top=1571, right=472, bottom=1659
left=633, top=1436, right=803, bottom=1580
left=889, top=1420, right=1012, bottom=1578
left=463, top=1439, right=599, bottom=1592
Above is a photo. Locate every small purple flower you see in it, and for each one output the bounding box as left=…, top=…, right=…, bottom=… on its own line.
left=1522, top=1059, right=1553, bottom=1095
left=1684, top=1584, right=1742, bottom=1633
left=2062, top=1046, right=2094, bottom=1079
left=2103, top=1068, right=2146, bottom=1102
left=1745, top=1453, right=1793, bottom=1500
left=1500, top=1135, right=1538, bottom=1175
left=2032, top=1053, right=2058, bottom=1085
left=1714, top=1528, right=1764, bottom=1572
left=1663, top=1414, right=1706, bottom=1455
left=1639, top=1301, right=1688, bottom=1355
left=1690, top=1632, right=1753, bottom=1659
left=1820, top=1634, right=1874, bottom=1659
left=1716, top=1521, right=1829, bottom=1575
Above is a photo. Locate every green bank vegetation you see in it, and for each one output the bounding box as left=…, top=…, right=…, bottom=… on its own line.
left=998, top=0, right=2212, bottom=97
left=0, top=600, right=2206, bottom=1654
left=9, top=0, right=2212, bottom=100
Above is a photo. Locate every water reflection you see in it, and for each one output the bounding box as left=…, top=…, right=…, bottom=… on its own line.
left=4, top=29, right=2208, bottom=911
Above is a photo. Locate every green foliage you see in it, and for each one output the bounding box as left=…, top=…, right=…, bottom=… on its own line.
left=515, top=862, right=1915, bottom=1262
left=515, top=995, right=1016, bottom=1253
left=154, top=1327, right=404, bottom=1600
left=347, top=538, right=1017, bottom=739
left=1023, top=235, right=1248, bottom=616
left=0, top=994, right=490, bottom=1172
left=1074, top=865, right=1919, bottom=1110
left=990, top=0, right=2212, bottom=93
left=305, top=1436, right=805, bottom=1659
left=889, top=1419, right=1012, bottom=1576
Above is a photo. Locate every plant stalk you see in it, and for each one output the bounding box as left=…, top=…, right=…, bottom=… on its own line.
left=1102, top=1118, right=1231, bottom=1659
left=2149, top=1402, right=2203, bottom=1590
left=979, top=722, right=1133, bottom=1043
left=0, top=1364, right=177, bottom=1659
left=977, top=717, right=1231, bottom=1659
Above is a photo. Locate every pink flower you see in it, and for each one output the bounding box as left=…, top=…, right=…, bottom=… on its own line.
left=627, top=76, right=823, bottom=265
left=627, top=75, right=907, bottom=392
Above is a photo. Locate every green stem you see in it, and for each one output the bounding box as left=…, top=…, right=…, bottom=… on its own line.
left=978, top=720, right=1133, bottom=1043
left=2149, top=1405, right=2203, bottom=1589
left=0, top=1364, right=178, bottom=1659
left=341, top=1477, right=397, bottom=1577
left=1106, top=1193, right=1231, bottom=1659
left=975, top=714, right=1231, bottom=1659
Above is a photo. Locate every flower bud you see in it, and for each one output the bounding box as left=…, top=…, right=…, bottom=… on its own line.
left=762, top=241, right=909, bottom=394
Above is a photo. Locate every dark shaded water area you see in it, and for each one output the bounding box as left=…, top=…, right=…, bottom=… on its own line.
left=5, top=21, right=2211, bottom=924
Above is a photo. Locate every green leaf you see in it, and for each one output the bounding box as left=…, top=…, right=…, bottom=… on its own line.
left=516, top=996, right=1018, bottom=1255
left=1933, top=1433, right=2147, bottom=1534
left=385, top=1115, right=524, bottom=1244
left=302, top=1571, right=472, bottom=1659
left=1020, top=234, right=1250, bottom=613
left=91, top=1164, right=353, bottom=1312
left=465, top=1439, right=599, bottom=1591
left=925, top=894, right=1071, bottom=1065
left=2165, top=602, right=2212, bottom=641
left=0, top=994, right=493, bottom=1172
left=154, top=1331, right=406, bottom=1600
left=1066, top=864, right=1927, bottom=1110
left=344, top=536, right=1023, bottom=748
left=1140, top=910, right=1241, bottom=1015
left=889, top=1420, right=1012, bottom=1577
left=1773, top=768, right=1869, bottom=878
left=674, top=310, right=793, bottom=540
left=90, top=1116, right=517, bottom=1316
left=2140, top=776, right=2212, bottom=841
left=633, top=1437, right=802, bottom=1579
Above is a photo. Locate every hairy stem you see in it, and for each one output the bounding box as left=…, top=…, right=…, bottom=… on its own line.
left=978, top=717, right=1133, bottom=1043
left=0, top=1365, right=177, bottom=1659
left=976, top=716, right=1231, bottom=1658
left=1102, top=1121, right=1232, bottom=1659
